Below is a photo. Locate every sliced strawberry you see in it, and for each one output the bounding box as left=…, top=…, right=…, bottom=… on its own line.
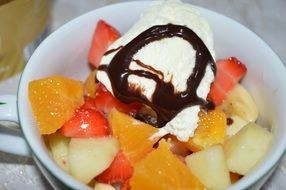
left=96, top=150, right=133, bottom=184
left=120, top=180, right=131, bottom=190
left=208, top=57, right=247, bottom=105
left=88, top=19, right=121, bottom=67
left=95, top=83, right=141, bottom=115
left=81, top=96, right=97, bottom=110
left=59, top=108, right=110, bottom=138
left=207, top=82, right=225, bottom=107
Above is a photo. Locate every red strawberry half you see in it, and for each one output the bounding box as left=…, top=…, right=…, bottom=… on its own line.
left=120, top=180, right=131, bottom=190
left=96, top=150, right=133, bottom=184
left=94, top=83, right=141, bottom=115
left=88, top=19, right=121, bottom=67
left=80, top=96, right=97, bottom=110
left=59, top=108, right=110, bottom=138
left=208, top=57, right=247, bottom=105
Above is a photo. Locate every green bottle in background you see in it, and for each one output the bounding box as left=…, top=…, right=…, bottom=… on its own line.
left=0, top=0, right=51, bottom=81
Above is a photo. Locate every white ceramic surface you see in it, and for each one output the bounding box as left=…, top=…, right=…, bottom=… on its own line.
left=0, top=1, right=286, bottom=189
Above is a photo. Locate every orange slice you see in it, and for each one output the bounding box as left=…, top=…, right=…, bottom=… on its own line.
left=130, top=139, right=204, bottom=190
left=29, top=75, right=84, bottom=134
left=184, top=109, right=227, bottom=152
left=109, top=109, right=159, bottom=163
left=84, top=70, right=97, bottom=98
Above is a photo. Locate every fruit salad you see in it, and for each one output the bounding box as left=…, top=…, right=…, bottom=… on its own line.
left=28, top=1, right=273, bottom=190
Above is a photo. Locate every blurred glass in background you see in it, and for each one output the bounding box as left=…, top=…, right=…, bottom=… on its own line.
left=0, top=0, right=50, bottom=81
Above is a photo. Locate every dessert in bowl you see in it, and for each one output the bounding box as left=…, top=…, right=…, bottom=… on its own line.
left=12, top=1, right=286, bottom=189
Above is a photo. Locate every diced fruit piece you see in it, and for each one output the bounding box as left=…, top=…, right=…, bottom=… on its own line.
left=224, top=123, right=273, bottom=175
left=208, top=57, right=247, bottom=105
left=47, top=132, right=70, bottom=172
left=130, top=140, right=204, bottom=190
left=167, top=136, right=191, bottom=157
left=96, top=150, right=133, bottom=184
left=69, top=137, right=119, bottom=184
left=207, top=82, right=225, bottom=106
left=185, top=145, right=231, bottom=190
left=81, top=96, right=97, bottom=110
left=184, top=109, right=226, bottom=152
left=88, top=20, right=120, bottom=67
left=94, top=183, right=116, bottom=190
left=29, top=76, right=84, bottom=134
left=95, top=84, right=141, bottom=115
left=220, top=84, right=258, bottom=122
left=59, top=108, right=110, bottom=138
left=110, top=109, right=159, bottom=163
left=226, top=115, right=248, bottom=137
left=84, top=70, right=98, bottom=98
left=120, top=180, right=131, bottom=190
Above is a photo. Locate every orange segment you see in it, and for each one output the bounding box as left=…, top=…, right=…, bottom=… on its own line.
left=167, top=135, right=191, bottom=157
left=29, top=75, right=84, bottom=134
left=184, top=109, right=226, bottom=152
left=84, top=70, right=97, bottom=98
left=110, top=109, right=159, bottom=163
left=130, top=139, right=204, bottom=190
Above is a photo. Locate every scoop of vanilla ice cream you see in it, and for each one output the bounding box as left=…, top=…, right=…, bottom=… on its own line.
left=97, top=0, right=215, bottom=141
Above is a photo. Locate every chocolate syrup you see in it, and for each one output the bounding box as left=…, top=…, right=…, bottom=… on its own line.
left=104, top=46, right=123, bottom=56
left=227, top=118, right=234, bottom=125
left=98, top=24, right=216, bottom=127
left=133, top=112, right=158, bottom=126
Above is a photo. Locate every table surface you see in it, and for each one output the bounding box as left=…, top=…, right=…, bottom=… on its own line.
left=0, top=0, right=285, bottom=189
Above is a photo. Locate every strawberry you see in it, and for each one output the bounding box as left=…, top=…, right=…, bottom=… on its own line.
left=120, top=180, right=131, bottom=190
left=94, top=83, right=141, bottom=115
left=59, top=108, right=110, bottom=138
left=96, top=150, right=133, bottom=184
left=81, top=96, right=97, bottom=110
left=88, top=19, right=121, bottom=67
left=208, top=57, right=247, bottom=105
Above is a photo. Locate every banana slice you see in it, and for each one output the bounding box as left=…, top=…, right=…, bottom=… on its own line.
left=219, top=84, right=258, bottom=122
left=226, top=115, right=248, bottom=137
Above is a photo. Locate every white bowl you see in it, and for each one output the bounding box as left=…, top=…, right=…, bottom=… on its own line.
left=15, top=1, right=286, bottom=189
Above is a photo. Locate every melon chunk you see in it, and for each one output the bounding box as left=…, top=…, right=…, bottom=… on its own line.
left=224, top=122, right=272, bottom=175
left=185, top=145, right=231, bottom=190
left=69, top=137, right=119, bottom=184
left=47, top=132, right=70, bottom=172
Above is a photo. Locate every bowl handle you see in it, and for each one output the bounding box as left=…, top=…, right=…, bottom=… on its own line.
left=0, top=95, right=31, bottom=156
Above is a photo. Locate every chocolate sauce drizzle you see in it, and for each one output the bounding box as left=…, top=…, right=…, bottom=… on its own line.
left=98, top=24, right=216, bottom=127
left=104, top=46, right=123, bottom=56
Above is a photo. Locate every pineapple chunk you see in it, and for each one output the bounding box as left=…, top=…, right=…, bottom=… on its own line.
left=224, top=122, right=273, bottom=175
left=185, top=145, right=231, bottom=190
left=69, top=137, right=119, bottom=184
left=47, top=132, right=70, bottom=172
